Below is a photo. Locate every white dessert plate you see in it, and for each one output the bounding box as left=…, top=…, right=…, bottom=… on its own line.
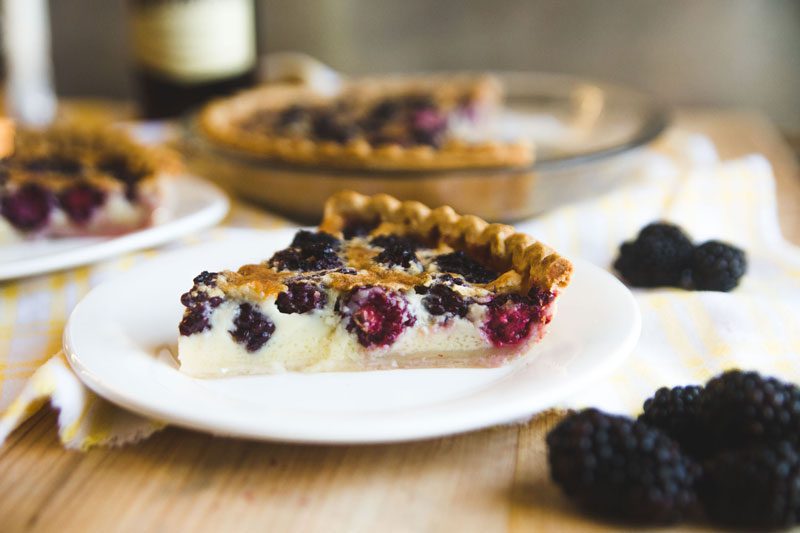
left=64, top=228, right=640, bottom=444
left=0, top=175, right=229, bottom=281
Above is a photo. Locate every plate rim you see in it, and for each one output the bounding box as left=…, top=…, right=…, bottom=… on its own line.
left=64, top=230, right=641, bottom=444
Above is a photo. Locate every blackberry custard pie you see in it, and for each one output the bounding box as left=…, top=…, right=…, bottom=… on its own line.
left=178, top=191, right=572, bottom=376
left=0, top=126, right=174, bottom=242
left=199, top=75, right=533, bottom=170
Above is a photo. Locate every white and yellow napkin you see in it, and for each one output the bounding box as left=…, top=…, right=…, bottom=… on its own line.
left=1, top=130, right=798, bottom=449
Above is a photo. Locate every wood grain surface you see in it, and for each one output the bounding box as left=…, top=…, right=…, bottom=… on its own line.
left=0, top=110, right=797, bottom=533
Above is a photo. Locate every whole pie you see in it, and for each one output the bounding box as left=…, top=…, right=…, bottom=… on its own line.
left=0, top=125, right=176, bottom=242
left=177, top=191, right=572, bottom=376
left=198, top=75, right=533, bottom=170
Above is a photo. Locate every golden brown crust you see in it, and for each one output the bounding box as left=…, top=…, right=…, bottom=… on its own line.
left=219, top=265, right=293, bottom=301
left=198, top=75, right=534, bottom=170
left=319, top=191, right=573, bottom=293
left=2, top=125, right=180, bottom=192
left=0, top=119, right=15, bottom=158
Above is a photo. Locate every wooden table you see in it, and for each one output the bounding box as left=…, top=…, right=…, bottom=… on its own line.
left=1, top=110, right=798, bottom=533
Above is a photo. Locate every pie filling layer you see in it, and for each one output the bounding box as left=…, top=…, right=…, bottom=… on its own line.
left=178, top=229, right=558, bottom=377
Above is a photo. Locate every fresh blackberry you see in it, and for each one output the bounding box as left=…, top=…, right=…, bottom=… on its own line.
left=547, top=409, right=700, bottom=524
left=613, top=222, right=694, bottom=288
left=690, top=240, right=747, bottom=292
left=699, top=370, right=800, bottom=453
left=290, top=230, right=341, bottom=251
left=276, top=282, right=327, bottom=314
left=435, top=251, right=498, bottom=284
left=699, top=442, right=800, bottom=530
left=639, top=385, right=705, bottom=456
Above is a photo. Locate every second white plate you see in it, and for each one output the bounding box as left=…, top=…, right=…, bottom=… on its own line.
left=65, top=228, right=640, bottom=444
left=0, top=175, right=229, bottom=280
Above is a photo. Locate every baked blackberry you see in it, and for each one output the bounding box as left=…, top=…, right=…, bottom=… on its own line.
left=434, top=251, right=498, bottom=284
left=276, top=282, right=328, bottom=314
left=638, top=385, right=705, bottom=456
left=230, top=303, right=276, bottom=352
left=547, top=408, right=700, bottom=524
left=370, top=235, right=421, bottom=268
left=699, top=442, right=800, bottom=530
left=290, top=230, right=341, bottom=251
left=699, top=370, right=800, bottom=453
left=420, top=283, right=469, bottom=319
left=613, top=222, right=694, bottom=287
left=690, top=240, right=747, bottom=292
left=268, top=242, right=342, bottom=272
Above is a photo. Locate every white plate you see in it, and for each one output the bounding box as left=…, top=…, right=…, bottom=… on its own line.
left=64, top=228, right=640, bottom=444
left=0, top=175, right=229, bottom=280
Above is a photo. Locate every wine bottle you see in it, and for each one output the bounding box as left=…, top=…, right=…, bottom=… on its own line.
left=128, top=0, right=257, bottom=119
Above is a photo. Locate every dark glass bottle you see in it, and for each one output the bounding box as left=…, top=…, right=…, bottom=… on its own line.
left=128, top=0, right=257, bottom=119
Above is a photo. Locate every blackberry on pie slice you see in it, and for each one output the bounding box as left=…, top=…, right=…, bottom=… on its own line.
left=0, top=125, right=176, bottom=242
left=177, top=191, right=572, bottom=376
left=199, top=74, right=533, bottom=170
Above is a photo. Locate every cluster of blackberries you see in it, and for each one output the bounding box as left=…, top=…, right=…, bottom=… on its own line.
left=614, top=222, right=747, bottom=291
left=547, top=370, right=800, bottom=529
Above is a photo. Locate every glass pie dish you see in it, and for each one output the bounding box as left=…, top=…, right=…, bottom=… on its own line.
left=181, top=71, right=670, bottom=224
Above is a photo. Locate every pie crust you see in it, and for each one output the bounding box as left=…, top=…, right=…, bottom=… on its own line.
left=319, top=191, right=572, bottom=294
left=177, top=191, right=572, bottom=376
left=198, top=75, right=534, bottom=170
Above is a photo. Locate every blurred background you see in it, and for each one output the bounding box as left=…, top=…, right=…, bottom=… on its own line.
left=47, top=0, right=800, bottom=133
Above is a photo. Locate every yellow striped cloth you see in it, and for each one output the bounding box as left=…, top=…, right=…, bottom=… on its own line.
left=1, top=129, right=798, bottom=449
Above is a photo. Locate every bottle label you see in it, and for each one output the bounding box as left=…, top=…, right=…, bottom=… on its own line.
left=130, top=0, right=256, bottom=83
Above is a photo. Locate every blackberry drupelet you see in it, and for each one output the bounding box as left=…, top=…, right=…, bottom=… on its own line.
left=613, top=222, right=694, bottom=287
left=638, top=385, right=705, bottom=456
left=691, top=240, right=747, bottom=292
left=698, top=370, right=800, bottom=453
left=547, top=408, right=700, bottom=524
left=699, top=442, right=800, bottom=530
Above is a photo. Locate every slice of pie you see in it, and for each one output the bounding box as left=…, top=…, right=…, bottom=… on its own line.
left=198, top=74, right=533, bottom=170
left=0, top=125, right=176, bottom=242
left=177, top=191, right=572, bottom=376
